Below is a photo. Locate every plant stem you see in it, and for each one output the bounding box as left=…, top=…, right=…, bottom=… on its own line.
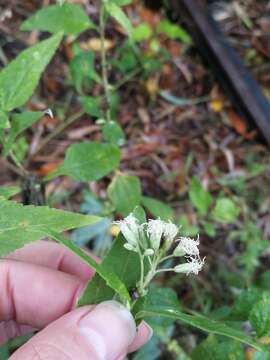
left=99, top=2, right=111, bottom=122
left=31, top=109, right=84, bottom=157
left=9, top=151, right=28, bottom=176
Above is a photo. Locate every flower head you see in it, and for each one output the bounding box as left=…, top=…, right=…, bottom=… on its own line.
left=147, top=219, right=165, bottom=250
left=174, top=236, right=200, bottom=257
left=174, top=256, right=205, bottom=275
left=114, top=214, right=140, bottom=248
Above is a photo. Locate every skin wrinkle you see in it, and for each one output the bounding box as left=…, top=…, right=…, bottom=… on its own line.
left=3, top=262, right=16, bottom=322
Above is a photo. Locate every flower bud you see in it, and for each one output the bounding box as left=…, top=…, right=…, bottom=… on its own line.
left=144, top=248, right=154, bottom=256
left=124, top=243, right=136, bottom=252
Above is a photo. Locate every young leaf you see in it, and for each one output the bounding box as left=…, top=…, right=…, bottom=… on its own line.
left=102, top=121, right=125, bottom=146
left=70, top=52, right=99, bottom=94
left=157, top=20, right=192, bottom=45
left=212, top=198, right=240, bottom=223
left=249, top=295, right=270, bottom=338
left=105, top=3, right=132, bottom=35
left=80, top=96, right=104, bottom=118
left=3, top=111, right=44, bottom=156
left=79, top=234, right=141, bottom=305
left=131, top=23, right=153, bottom=42
left=0, top=186, right=20, bottom=199
left=63, top=142, right=120, bottom=181
left=189, top=177, right=212, bottom=216
left=136, top=306, right=266, bottom=352
left=21, top=3, right=95, bottom=36
left=46, top=230, right=131, bottom=304
left=0, top=200, right=100, bottom=256
left=108, top=174, right=142, bottom=216
left=142, top=196, right=174, bottom=221
left=0, top=33, right=62, bottom=112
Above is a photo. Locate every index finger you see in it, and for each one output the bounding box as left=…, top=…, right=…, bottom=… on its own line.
left=7, top=240, right=99, bottom=281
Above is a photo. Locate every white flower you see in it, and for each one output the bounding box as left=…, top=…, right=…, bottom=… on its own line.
left=174, top=256, right=204, bottom=275
left=147, top=219, right=165, bottom=250
left=174, top=236, right=200, bottom=257
left=124, top=243, right=136, bottom=252
left=144, top=248, right=154, bottom=256
left=163, top=222, right=178, bottom=249
left=115, top=214, right=140, bottom=247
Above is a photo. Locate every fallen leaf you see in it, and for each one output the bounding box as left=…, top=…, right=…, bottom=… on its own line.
left=80, top=38, right=115, bottom=52
left=35, top=161, right=63, bottom=176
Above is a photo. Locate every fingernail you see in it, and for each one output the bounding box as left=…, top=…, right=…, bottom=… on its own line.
left=143, top=322, right=153, bottom=341
left=79, top=300, right=136, bottom=360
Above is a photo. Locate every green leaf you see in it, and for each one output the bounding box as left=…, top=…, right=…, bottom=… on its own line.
left=250, top=294, right=270, bottom=337
left=0, top=186, right=20, bottom=199
left=79, top=234, right=141, bottom=305
left=231, top=289, right=262, bottom=321
left=70, top=52, right=101, bottom=94
left=132, top=206, right=147, bottom=224
left=203, top=222, right=216, bottom=237
left=157, top=20, right=192, bottom=44
left=0, top=111, right=9, bottom=129
left=47, top=230, right=131, bottom=304
left=112, top=0, right=132, bottom=5
left=63, top=142, right=120, bottom=182
left=21, top=3, right=95, bottom=35
left=0, top=200, right=100, bottom=256
left=178, top=215, right=199, bottom=237
left=102, top=121, right=125, bottom=146
left=0, top=33, right=62, bottom=112
left=131, top=23, right=153, bottom=42
left=3, top=111, right=43, bottom=156
left=105, top=3, right=132, bottom=35
left=189, top=177, right=212, bottom=216
left=108, top=174, right=142, bottom=216
left=191, top=335, right=245, bottom=360
left=136, top=306, right=266, bottom=352
left=80, top=96, right=104, bottom=118
left=142, top=196, right=174, bottom=221
left=212, top=198, right=240, bottom=223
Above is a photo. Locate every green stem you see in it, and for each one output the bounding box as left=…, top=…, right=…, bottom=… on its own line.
left=9, top=151, right=28, bottom=176
left=99, top=2, right=111, bottom=122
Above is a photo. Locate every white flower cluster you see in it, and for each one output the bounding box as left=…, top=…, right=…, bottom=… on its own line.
left=115, top=215, right=204, bottom=278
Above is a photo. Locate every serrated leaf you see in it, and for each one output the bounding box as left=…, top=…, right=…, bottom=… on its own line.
left=79, top=234, right=141, bottom=305
left=0, top=186, right=20, bottom=199
left=63, top=142, right=120, bottom=181
left=105, top=3, right=132, bottom=35
left=3, top=111, right=43, bottom=156
left=0, top=200, right=100, bottom=256
left=212, top=198, right=240, bottom=223
left=142, top=196, right=174, bottom=221
left=136, top=306, right=266, bottom=352
left=250, top=295, right=270, bottom=337
left=108, top=174, right=142, bottom=216
left=189, top=177, right=212, bottom=216
left=191, top=335, right=245, bottom=360
left=47, top=230, right=131, bottom=304
left=21, top=3, right=95, bottom=36
left=0, top=33, right=62, bottom=112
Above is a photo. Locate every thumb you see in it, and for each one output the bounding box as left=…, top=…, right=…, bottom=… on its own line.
left=10, top=301, right=137, bottom=360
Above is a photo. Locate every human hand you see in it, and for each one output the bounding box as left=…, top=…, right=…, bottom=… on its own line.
left=1, top=241, right=152, bottom=359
